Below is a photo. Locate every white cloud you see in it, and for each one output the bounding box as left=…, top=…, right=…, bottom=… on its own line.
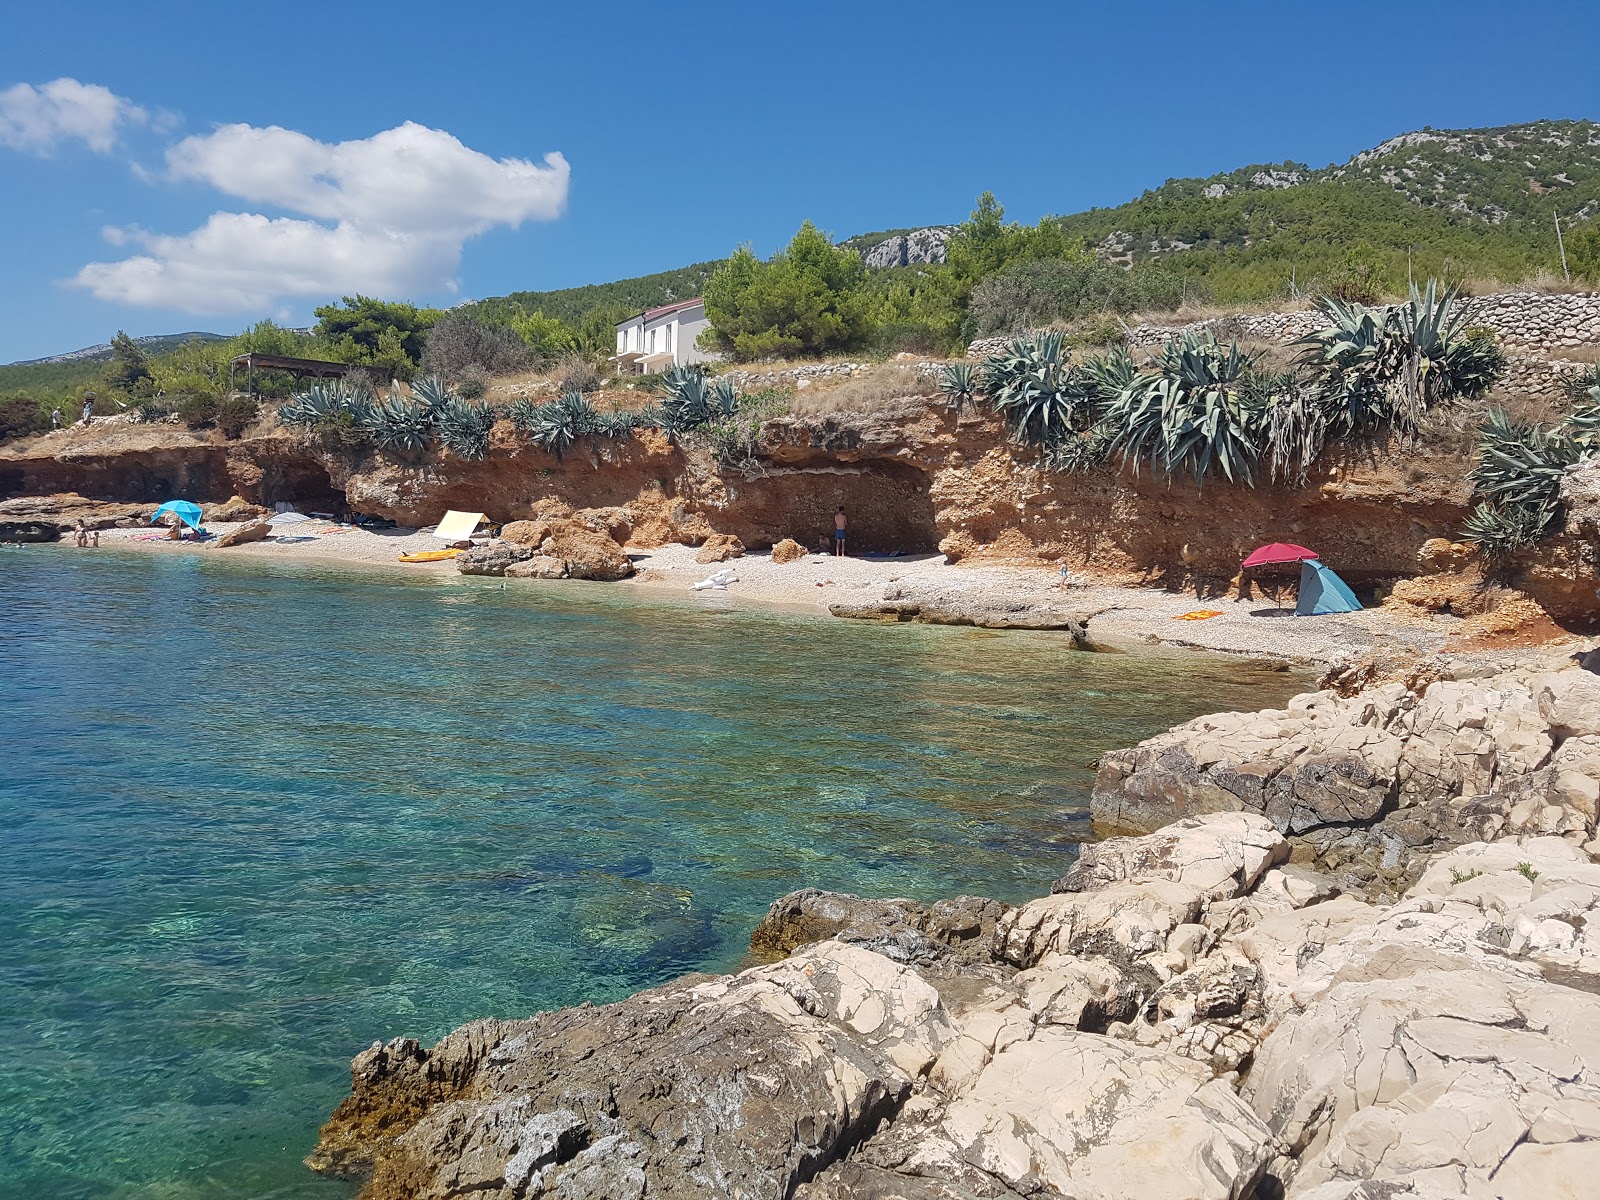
left=74, top=120, right=570, bottom=314
left=0, top=78, right=147, bottom=154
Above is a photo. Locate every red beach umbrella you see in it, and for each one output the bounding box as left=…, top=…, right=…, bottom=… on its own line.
left=1241, top=542, right=1319, bottom=570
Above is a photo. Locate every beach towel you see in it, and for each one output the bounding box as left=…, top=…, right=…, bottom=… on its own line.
left=1173, top=610, right=1225, bottom=621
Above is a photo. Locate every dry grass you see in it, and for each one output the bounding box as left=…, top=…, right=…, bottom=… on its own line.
left=787, top=364, right=941, bottom=416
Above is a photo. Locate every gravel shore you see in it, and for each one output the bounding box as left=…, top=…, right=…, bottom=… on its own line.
left=60, top=521, right=1508, bottom=668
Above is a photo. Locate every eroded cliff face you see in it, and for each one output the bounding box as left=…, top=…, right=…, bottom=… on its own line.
left=5, top=400, right=1594, bottom=620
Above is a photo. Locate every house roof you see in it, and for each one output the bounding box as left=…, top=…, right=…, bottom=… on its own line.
left=617, top=297, right=704, bottom=326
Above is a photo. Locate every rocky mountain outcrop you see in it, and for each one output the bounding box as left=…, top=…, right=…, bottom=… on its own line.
left=311, top=772, right=1600, bottom=1199
left=859, top=228, right=951, bottom=269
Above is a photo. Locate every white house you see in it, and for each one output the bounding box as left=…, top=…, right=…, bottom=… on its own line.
left=614, top=298, right=711, bottom=374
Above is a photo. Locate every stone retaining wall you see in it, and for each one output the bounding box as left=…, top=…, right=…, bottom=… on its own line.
left=967, top=290, right=1600, bottom=360
left=720, top=361, right=944, bottom=391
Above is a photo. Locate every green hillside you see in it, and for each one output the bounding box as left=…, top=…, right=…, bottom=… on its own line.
left=467, top=260, right=721, bottom=327
left=1053, top=120, right=1600, bottom=301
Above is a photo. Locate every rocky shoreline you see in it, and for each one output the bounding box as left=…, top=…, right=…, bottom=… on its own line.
left=306, top=646, right=1600, bottom=1199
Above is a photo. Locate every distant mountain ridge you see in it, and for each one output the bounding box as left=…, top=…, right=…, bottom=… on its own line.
left=5, top=332, right=229, bottom=368
left=458, top=120, right=1598, bottom=327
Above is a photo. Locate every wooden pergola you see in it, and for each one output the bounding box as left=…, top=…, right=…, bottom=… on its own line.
left=228, top=353, right=395, bottom=397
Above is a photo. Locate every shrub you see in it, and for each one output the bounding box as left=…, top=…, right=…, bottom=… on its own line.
left=421, top=311, right=532, bottom=381
left=969, top=258, right=1186, bottom=336
left=556, top=351, right=600, bottom=396
left=456, top=364, right=489, bottom=399
left=701, top=222, right=873, bottom=361
left=697, top=387, right=790, bottom=474
left=213, top=395, right=259, bottom=438
left=0, top=395, right=45, bottom=440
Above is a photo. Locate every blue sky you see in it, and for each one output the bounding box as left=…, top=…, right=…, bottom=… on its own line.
left=2, top=0, right=1598, bottom=362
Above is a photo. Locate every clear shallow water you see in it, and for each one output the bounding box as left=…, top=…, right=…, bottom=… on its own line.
left=0, top=546, right=1308, bottom=1198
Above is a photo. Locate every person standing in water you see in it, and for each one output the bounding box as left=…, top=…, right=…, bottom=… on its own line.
left=834, top=507, right=847, bottom=556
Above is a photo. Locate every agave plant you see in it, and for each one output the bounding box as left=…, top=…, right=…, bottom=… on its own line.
left=363, top=396, right=434, bottom=453
left=1461, top=499, right=1560, bottom=558
left=278, top=379, right=368, bottom=428
left=508, top=397, right=543, bottom=434
left=1079, top=346, right=1138, bottom=409
left=938, top=362, right=978, bottom=420
left=1244, top=369, right=1327, bottom=485
left=518, top=400, right=581, bottom=460
left=1563, top=399, right=1600, bottom=449
left=1104, top=332, right=1263, bottom=486
left=1041, top=424, right=1115, bottom=473
left=980, top=331, right=1096, bottom=447
left=709, top=379, right=740, bottom=420
left=436, top=397, right=496, bottom=460
left=656, top=365, right=715, bottom=439
left=1294, top=280, right=1505, bottom=438
left=409, top=374, right=456, bottom=420
left=599, top=409, right=646, bottom=439
left=1470, top=409, right=1583, bottom=512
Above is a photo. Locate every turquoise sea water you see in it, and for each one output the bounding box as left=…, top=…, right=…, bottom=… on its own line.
left=0, top=546, right=1308, bottom=1198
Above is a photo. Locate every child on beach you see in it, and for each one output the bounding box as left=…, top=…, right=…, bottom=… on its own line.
left=834, top=508, right=847, bottom=556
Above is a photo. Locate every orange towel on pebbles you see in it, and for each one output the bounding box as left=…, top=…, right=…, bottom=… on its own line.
left=1174, top=610, right=1225, bottom=621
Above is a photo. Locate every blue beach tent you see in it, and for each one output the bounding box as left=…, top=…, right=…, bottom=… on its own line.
left=151, top=500, right=203, bottom=530
left=1297, top=560, right=1361, bottom=616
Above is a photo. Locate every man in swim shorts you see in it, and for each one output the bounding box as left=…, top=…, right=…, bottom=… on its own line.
left=834, top=508, right=847, bottom=556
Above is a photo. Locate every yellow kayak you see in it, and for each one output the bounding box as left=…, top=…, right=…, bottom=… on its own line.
left=398, top=549, right=462, bottom=563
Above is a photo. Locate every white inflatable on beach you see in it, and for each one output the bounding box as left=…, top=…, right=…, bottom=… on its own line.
left=692, top=568, right=739, bottom=591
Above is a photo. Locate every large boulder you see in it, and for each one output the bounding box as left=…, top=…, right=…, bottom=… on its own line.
left=1053, top=813, right=1288, bottom=903
left=504, top=556, right=568, bottom=580
left=771, top=538, right=807, bottom=564
left=751, top=888, right=1011, bottom=972
left=206, top=496, right=267, bottom=523
left=217, top=520, right=271, bottom=547
left=831, top=581, right=1097, bottom=643
left=0, top=520, right=58, bottom=542
left=498, top=519, right=551, bottom=548
left=542, top=519, right=634, bottom=581
left=695, top=533, right=746, bottom=564
left=456, top=544, right=534, bottom=576
left=307, top=942, right=954, bottom=1200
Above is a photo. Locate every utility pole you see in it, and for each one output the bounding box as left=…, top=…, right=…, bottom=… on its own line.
left=1556, top=208, right=1571, bottom=283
